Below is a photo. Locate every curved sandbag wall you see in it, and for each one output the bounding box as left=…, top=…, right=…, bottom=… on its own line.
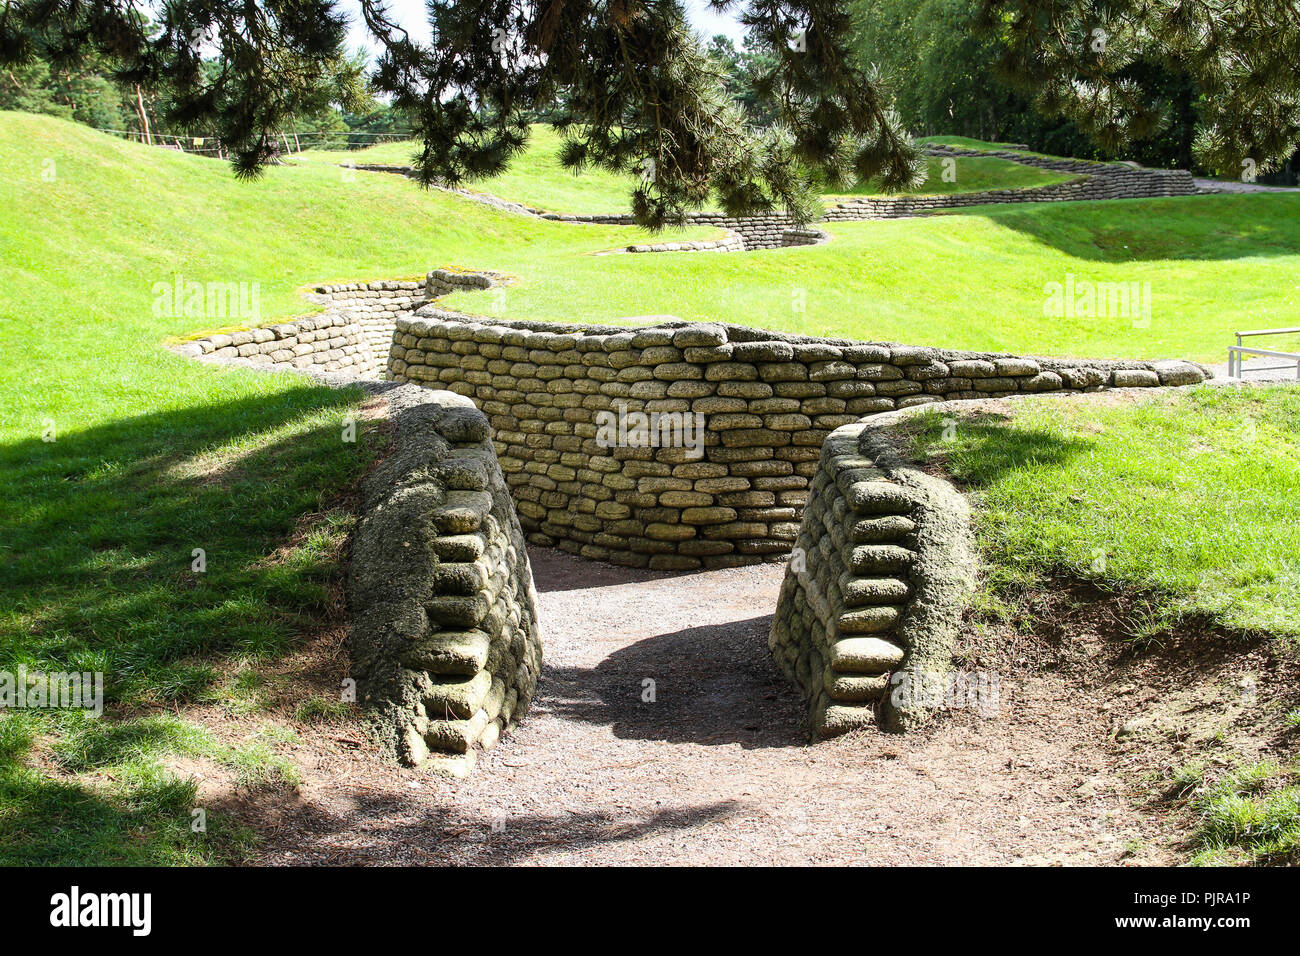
left=386, top=270, right=1209, bottom=569
left=172, top=262, right=1214, bottom=764
left=347, top=386, right=542, bottom=775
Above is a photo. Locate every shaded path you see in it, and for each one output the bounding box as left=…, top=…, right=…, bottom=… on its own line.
left=240, top=548, right=1204, bottom=865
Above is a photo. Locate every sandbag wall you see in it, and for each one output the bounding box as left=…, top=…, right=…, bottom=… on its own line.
left=771, top=414, right=976, bottom=737
left=174, top=311, right=381, bottom=376
left=174, top=279, right=428, bottom=378
left=347, top=386, right=542, bottom=776
left=308, top=279, right=429, bottom=360
left=828, top=149, right=1199, bottom=220
left=385, top=282, right=1208, bottom=569
left=542, top=211, right=829, bottom=250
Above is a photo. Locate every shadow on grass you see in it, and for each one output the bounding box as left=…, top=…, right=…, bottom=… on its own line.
left=0, top=711, right=241, bottom=865
left=943, top=193, right=1300, bottom=262
left=0, top=383, right=378, bottom=706
left=902, top=409, right=1096, bottom=487
left=0, top=380, right=384, bottom=863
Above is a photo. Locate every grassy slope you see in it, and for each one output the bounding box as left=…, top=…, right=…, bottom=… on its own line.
left=304, top=126, right=1075, bottom=211
left=825, top=155, right=1075, bottom=198
left=0, top=111, right=706, bottom=864
left=3, top=112, right=1298, bottom=862
left=443, top=192, right=1300, bottom=363
left=903, top=385, right=1300, bottom=865
left=917, top=135, right=1027, bottom=150
left=300, top=129, right=1300, bottom=364
left=907, top=387, right=1300, bottom=637
left=916, top=135, right=1121, bottom=165
left=298, top=126, right=640, bottom=214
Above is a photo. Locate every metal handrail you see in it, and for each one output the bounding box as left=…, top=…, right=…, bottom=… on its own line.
left=1227, top=336, right=1300, bottom=379
left=1236, top=327, right=1300, bottom=339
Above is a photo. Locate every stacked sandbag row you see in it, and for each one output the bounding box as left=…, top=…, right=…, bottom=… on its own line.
left=770, top=427, right=917, bottom=736
left=541, top=212, right=828, bottom=250
left=175, top=311, right=377, bottom=375
left=770, top=416, right=976, bottom=737
left=347, top=387, right=542, bottom=777
left=829, top=146, right=1199, bottom=220
left=926, top=144, right=1201, bottom=194
left=620, top=233, right=746, bottom=254
left=384, top=280, right=1207, bottom=567
left=310, top=279, right=428, bottom=361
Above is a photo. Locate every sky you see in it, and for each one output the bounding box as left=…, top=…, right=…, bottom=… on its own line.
left=340, top=1, right=748, bottom=56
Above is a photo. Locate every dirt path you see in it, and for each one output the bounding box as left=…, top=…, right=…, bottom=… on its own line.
left=224, top=547, right=1292, bottom=866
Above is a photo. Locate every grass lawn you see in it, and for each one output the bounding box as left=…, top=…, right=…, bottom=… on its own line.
left=298, top=125, right=642, bottom=215
left=302, top=126, right=1078, bottom=212
left=916, top=135, right=1122, bottom=165
left=916, top=135, right=1028, bottom=150
left=904, top=386, right=1300, bottom=638
left=442, top=192, right=1300, bottom=363
left=904, top=385, right=1300, bottom=865
left=0, top=111, right=708, bottom=863
left=3, top=111, right=1298, bottom=863
left=1186, top=760, right=1300, bottom=865
left=825, top=154, right=1077, bottom=198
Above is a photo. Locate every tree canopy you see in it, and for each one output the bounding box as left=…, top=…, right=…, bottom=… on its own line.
left=983, top=0, right=1300, bottom=177
left=1, top=1, right=925, bottom=227
left=3, top=0, right=1297, bottom=223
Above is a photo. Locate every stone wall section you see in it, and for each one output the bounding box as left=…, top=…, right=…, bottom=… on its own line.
left=173, top=279, right=429, bottom=378
left=347, top=385, right=543, bottom=776
left=771, top=411, right=976, bottom=737
left=386, top=278, right=1209, bottom=569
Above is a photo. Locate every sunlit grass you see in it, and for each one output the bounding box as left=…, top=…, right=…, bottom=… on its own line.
left=907, top=386, right=1300, bottom=637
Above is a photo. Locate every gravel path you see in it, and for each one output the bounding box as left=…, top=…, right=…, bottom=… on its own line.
left=1194, top=178, right=1299, bottom=193
left=1205, top=356, right=1300, bottom=384
left=240, top=548, right=1208, bottom=866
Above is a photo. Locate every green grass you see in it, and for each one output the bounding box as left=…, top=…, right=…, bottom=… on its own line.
left=906, top=386, right=1300, bottom=638
left=297, top=125, right=646, bottom=215
left=1188, top=761, right=1300, bottom=865
left=305, top=126, right=1076, bottom=211
left=824, top=154, right=1077, bottom=198
left=916, top=135, right=1122, bottom=165
left=301, top=126, right=1300, bottom=364
left=0, top=711, right=264, bottom=865
left=0, top=110, right=718, bottom=863
left=3, top=111, right=1299, bottom=862
left=440, top=191, right=1300, bottom=363
left=917, top=135, right=1027, bottom=150
left=910, top=386, right=1300, bottom=866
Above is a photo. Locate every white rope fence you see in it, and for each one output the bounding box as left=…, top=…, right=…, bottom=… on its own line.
left=91, top=127, right=411, bottom=157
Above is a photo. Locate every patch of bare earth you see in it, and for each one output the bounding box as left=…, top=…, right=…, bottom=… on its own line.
left=174, top=543, right=1295, bottom=866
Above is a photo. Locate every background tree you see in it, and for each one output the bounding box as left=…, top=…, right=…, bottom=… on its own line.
left=0, top=28, right=127, bottom=128
left=981, top=0, right=1300, bottom=179
left=1, top=0, right=926, bottom=227
left=850, top=0, right=1205, bottom=169
left=704, top=32, right=778, bottom=127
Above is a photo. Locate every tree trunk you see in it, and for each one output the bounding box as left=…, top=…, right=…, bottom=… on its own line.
left=134, top=85, right=152, bottom=145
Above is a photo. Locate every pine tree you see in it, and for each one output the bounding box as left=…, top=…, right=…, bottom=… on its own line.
left=981, top=0, right=1300, bottom=177
left=1, top=1, right=928, bottom=226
